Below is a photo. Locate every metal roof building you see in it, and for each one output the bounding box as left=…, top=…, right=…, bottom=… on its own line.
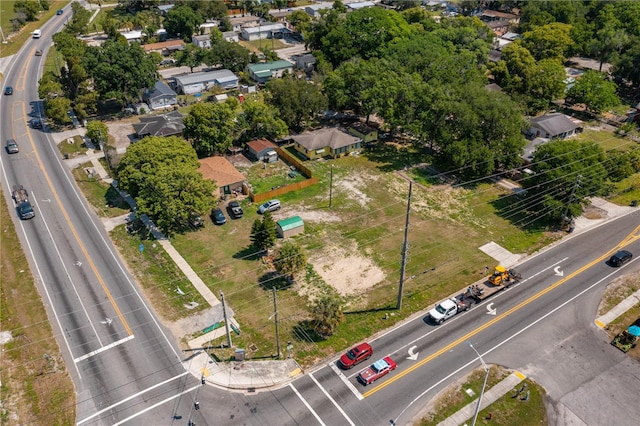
left=276, top=216, right=305, bottom=238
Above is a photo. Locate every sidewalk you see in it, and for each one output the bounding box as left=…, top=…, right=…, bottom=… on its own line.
left=60, top=138, right=639, bottom=396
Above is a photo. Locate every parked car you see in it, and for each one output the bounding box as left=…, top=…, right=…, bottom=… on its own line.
left=4, top=86, right=13, bottom=95
left=159, top=59, right=175, bottom=66
left=227, top=201, right=244, bottom=219
left=609, top=250, right=633, bottom=267
left=258, top=199, right=281, bottom=214
left=6, top=139, right=19, bottom=154
left=189, top=213, right=204, bottom=228
left=338, top=342, right=373, bottom=370
left=211, top=208, right=227, bottom=225
left=35, top=49, right=43, bottom=56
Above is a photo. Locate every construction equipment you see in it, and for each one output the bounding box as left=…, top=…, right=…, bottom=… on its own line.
left=487, top=265, right=521, bottom=286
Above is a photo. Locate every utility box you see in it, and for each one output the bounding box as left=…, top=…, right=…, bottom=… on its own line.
left=235, top=349, right=245, bottom=361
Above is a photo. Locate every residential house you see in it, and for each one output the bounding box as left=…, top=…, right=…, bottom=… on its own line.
left=241, top=23, right=286, bottom=41
left=522, top=137, right=550, bottom=163
left=305, top=5, right=329, bottom=18
left=628, top=102, right=640, bottom=125
left=291, top=128, right=362, bottom=160
left=157, top=4, right=174, bottom=15
left=486, top=20, right=510, bottom=37
left=247, top=60, right=293, bottom=83
left=276, top=216, right=304, bottom=238
left=528, top=113, right=578, bottom=140
left=132, top=111, right=185, bottom=139
left=484, top=83, right=503, bottom=92
left=229, top=16, right=263, bottom=32
left=143, top=80, right=178, bottom=110
left=247, top=138, right=279, bottom=162
left=295, top=54, right=316, bottom=73
left=198, top=156, right=247, bottom=197
left=269, top=10, right=293, bottom=27
left=192, top=34, right=211, bottom=49
left=347, top=1, right=376, bottom=11
left=120, top=30, right=144, bottom=43
left=142, top=39, right=185, bottom=56
left=348, top=122, right=378, bottom=143
left=222, top=31, right=239, bottom=43
left=174, top=69, right=239, bottom=94
left=199, top=22, right=220, bottom=35
left=480, top=10, right=520, bottom=25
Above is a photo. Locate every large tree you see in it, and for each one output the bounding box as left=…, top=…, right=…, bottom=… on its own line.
left=310, top=291, right=344, bottom=337
left=273, top=242, right=307, bottom=283
left=266, top=76, right=327, bottom=130
left=66, top=1, right=92, bottom=35
left=250, top=212, right=277, bottom=253
left=567, top=70, right=619, bottom=114
left=82, top=39, right=157, bottom=106
left=175, top=44, right=206, bottom=72
left=183, top=101, right=237, bottom=157
left=117, top=136, right=216, bottom=234
left=521, top=22, right=575, bottom=62
left=164, top=5, right=203, bottom=42
left=205, top=35, right=251, bottom=73
left=522, top=139, right=607, bottom=224
left=235, top=96, right=288, bottom=143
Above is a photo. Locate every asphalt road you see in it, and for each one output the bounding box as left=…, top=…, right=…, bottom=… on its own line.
left=1, top=13, right=203, bottom=426
left=212, top=213, right=640, bottom=426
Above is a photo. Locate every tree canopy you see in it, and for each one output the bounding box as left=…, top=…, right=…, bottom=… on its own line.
left=164, top=5, right=204, bottom=42
left=117, top=136, right=216, bottom=235
left=183, top=101, right=238, bottom=157
left=566, top=70, right=619, bottom=113
left=266, top=76, right=327, bottom=130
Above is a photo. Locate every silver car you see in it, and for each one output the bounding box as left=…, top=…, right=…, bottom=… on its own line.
left=6, top=139, right=19, bottom=154
left=258, top=199, right=281, bottom=214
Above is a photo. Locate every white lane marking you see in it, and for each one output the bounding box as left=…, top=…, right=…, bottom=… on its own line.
left=391, top=261, right=621, bottom=425
left=0, top=185, right=81, bottom=377
left=47, top=145, right=183, bottom=361
left=329, top=362, right=363, bottom=401
left=74, top=335, right=135, bottom=363
left=112, top=384, right=200, bottom=426
left=77, top=371, right=189, bottom=425
left=33, top=194, right=104, bottom=347
left=309, top=373, right=356, bottom=426
left=289, top=383, right=326, bottom=426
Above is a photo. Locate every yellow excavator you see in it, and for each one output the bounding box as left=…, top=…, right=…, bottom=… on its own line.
left=487, top=265, right=521, bottom=286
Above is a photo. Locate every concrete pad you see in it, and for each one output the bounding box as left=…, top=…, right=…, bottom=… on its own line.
left=479, top=241, right=522, bottom=267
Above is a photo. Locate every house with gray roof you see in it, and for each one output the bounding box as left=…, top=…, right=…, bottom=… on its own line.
left=241, top=23, right=285, bottom=41
left=247, top=60, right=293, bottom=83
left=173, top=69, right=238, bottom=94
left=291, top=128, right=362, bottom=160
left=528, top=113, right=578, bottom=140
left=143, top=80, right=177, bottom=110
left=192, top=34, right=211, bottom=49
left=132, top=110, right=185, bottom=139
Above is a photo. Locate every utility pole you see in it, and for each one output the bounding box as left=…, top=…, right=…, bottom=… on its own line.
left=329, top=164, right=334, bottom=208
left=272, top=287, right=281, bottom=359
left=562, top=174, right=582, bottom=222
left=396, top=181, right=413, bottom=310
left=220, top=291, right=232, bottom=348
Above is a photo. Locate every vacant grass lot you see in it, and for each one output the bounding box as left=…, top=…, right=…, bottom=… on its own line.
left=168, top=142, right=558, bottom=364
left=0, top=191, right=75, bottom=425
left=419, top=366, right=547, bottom=425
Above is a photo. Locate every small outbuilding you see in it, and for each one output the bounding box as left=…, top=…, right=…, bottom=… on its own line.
left=276, top=216, right=304, bottom=238
left=247, top=138, right=278, bottom=161
left=348, top=122, right=378, bottom=143
left=143, top=80, right=177, bottom=110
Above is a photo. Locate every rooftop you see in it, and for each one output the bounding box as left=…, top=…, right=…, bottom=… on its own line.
left=291, top=128, right=361, bottom=151
left=174, top=70, right=238, bottom=86
left=277, top=216, right=304, bottom=232
left=247, top=138, right=277, bottom=152
left=198, top=156, right=246, bottom=187
left=247, top=60, right=293, bottom=73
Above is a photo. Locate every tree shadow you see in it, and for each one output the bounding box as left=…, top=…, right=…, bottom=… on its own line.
left=233, top=246, right=262, bottom=261
left=343, top=305, right=395, bottom=315
left=258, top=271, right=289, bottom=290
left=490, top=192, right=556, bottom=232
left=364, top=141, right=432, bottom=173
left=105, top=186, right=130, bottom=210
left=292, top=320, right=326, bottom=343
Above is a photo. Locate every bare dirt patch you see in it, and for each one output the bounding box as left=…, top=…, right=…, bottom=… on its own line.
left=583, top=204, right=608, bottom=220
left=598, top=272, right=640, bottom=315
left=335, top=173, right=375, bottom=207
left=307, top=241, right=385, bottom=296
left=105, top=118, right=139, bottom=153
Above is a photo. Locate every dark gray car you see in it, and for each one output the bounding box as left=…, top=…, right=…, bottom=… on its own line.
left=211, top=208, right=227, bottom=225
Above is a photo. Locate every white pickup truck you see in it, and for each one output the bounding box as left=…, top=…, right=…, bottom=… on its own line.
left=428, top=297, right=469, bottom=325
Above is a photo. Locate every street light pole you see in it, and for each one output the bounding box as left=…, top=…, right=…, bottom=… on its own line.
left=468, top=342, right=489, bottom=426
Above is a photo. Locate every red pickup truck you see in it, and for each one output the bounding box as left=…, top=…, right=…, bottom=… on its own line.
left=357, top=357, right=396, bottom=386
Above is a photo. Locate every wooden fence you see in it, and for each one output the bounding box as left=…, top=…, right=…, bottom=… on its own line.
left=248, top=146, right=318, bottom=203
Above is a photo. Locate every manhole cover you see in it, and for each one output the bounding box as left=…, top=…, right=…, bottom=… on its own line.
left=249, top=344, right=258, bottom=352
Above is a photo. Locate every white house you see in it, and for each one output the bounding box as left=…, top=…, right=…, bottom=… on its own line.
left=143, top=80, right=177, bottom=110
left=241, top=23, right=285, bottom=41
left=174, top=70, right=239, bottom=94
left=120, top=30, right=144, bottom=43
left=222, top=31, right=239, bottom=43
left=528, top=113, right=578, bottom=140
left=192, top=34, right=211, bottom=49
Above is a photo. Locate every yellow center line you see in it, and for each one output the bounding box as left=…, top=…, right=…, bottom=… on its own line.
left=363, top=225, right=640, bottom=398
left=22, top=102, right=133, bottom=336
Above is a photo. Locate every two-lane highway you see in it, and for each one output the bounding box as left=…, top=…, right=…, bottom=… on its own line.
left=1, top=14, right=204, bottom=425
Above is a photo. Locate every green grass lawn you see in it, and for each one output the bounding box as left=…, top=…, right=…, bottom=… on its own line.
left=71, top=162, right=130, bottom=218
left=576, top=129, right=635, bottom=152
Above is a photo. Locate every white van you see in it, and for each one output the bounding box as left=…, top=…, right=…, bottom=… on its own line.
left=33, top=29, right=41, bottom=38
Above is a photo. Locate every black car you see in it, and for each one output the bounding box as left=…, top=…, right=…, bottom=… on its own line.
left=609, top=250, right=633, bottom=267
left=31, top=118, right=43, bottom=129
left=211, top=208, right=227, bottom=225
left=227, top=201, right=243, bottom=219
